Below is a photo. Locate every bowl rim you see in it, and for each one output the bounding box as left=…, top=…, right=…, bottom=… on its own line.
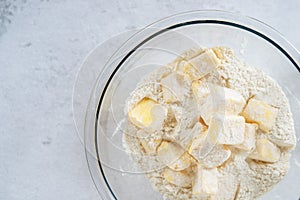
left=84, top=10, right=300, bottom=200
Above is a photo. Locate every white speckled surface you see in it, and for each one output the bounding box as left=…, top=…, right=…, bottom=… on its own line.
left=0, top=0, right=299, bottom=200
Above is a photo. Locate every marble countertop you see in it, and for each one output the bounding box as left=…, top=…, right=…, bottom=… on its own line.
left=1, top=0, right=299, bottom=199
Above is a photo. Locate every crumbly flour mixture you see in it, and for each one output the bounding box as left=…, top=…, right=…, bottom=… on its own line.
left=123, top=47, right=296, bottom=200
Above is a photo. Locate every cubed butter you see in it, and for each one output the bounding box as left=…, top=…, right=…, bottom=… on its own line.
left=242, top=98, right=278, bottom=132
left=164, top=167, right=192, bottom=188
left=199, top=85, right=246, bottom=124
left=248, top=138, right=280, bottom=163
left=193, top=165, right=218, bottom=196
left=235, top=123, right=257, bottom=151
left=157, top=141, right=190, bottom=171
left=220, top=115, right=245, bottom=145
left=189, top=124, right=231, bottom=168
left=128, top=98, right=167, bottom=131
left=200, top=145, right=231, bottom=168
left=205, top=115, right=245, bottom=146
left=269, top=136, right=296, bottom=148
left=183, top=49, right=220, bottom=80
left=197, top=115, right=243, bottom=167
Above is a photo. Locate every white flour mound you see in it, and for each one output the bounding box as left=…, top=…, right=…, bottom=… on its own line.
left=123, top=47, right=296, bottom=200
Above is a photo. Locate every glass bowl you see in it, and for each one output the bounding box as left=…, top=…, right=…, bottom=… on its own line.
left=74, top=10, right=300, bottom=200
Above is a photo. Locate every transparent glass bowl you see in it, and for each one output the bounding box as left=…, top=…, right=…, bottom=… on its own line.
left=73, top=10, right=300, bottom=200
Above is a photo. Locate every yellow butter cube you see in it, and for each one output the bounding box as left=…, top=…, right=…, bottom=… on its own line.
left=164, top=167, right=192, bottom=188
left=189, top=122, right=231, bottom=168
left=242, top=98, right=278, bottom=132
left=248, top=138, right=280, bottom=163
left=128, top=98, right=167, bottom=131
left=193, top=165, right=218, bottom=196
left=183, top=49, right=220, bottom=80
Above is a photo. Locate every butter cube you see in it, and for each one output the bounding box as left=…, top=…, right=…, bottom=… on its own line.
left=197, top=115, right=243, bottom=167
left=235, top=123, right=257, bottom=151
left=248, top=138, right=280, bottom=163
left=189, top=126, right=231, bottom=168
left=164, top=167, right=192, bottom=188
left=183, top=49, right=220, bottom=80
left=199, top=85, right=246, bottom=124
left=193, top=165, right=218, bottom=196
left=220, top=115, right=245, bottom=145
left=161, top=72, right=186, bottom=103
left=157, top=141, right=190, bottom=170
left=128, top=98, right=167, bottom=131
left=269, top=136, right=296, bottom=148
left=242, top=98, right=278, bottom=132
left=205, top=115, right=245, bottom=146
left=192, top=137, right=231, bottom=168
left=139, top=138, right=162, bottom=155
left=200, top=145, right=231, bottom=168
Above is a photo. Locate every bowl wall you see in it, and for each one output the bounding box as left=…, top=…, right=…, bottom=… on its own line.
left=80, top=11, right=300, bottom=200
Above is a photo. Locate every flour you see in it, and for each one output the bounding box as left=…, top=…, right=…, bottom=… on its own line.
left=123, top=47, right=296, bottom=200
